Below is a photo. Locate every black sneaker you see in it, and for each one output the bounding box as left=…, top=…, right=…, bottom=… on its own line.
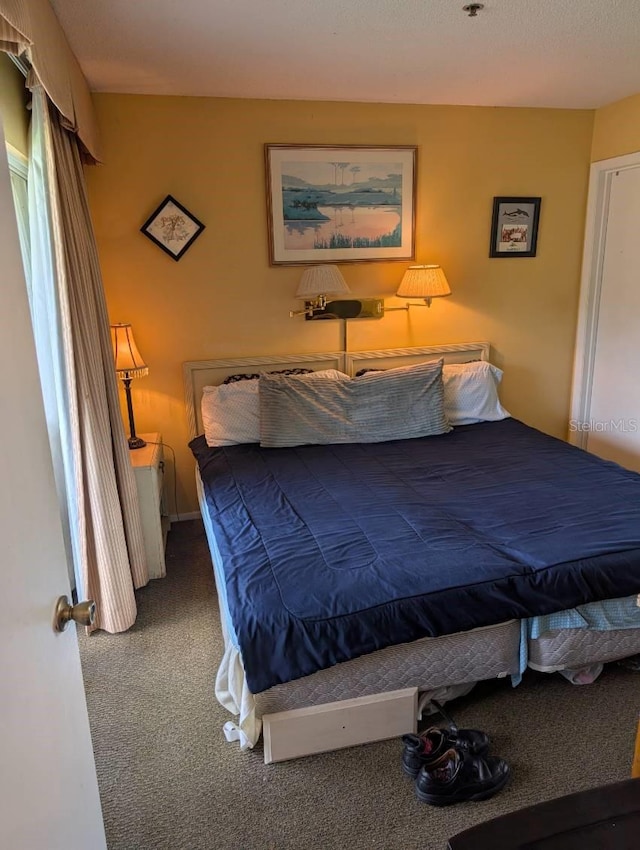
left=415, top=747, right=510, bottom=806
left=401, top=727, right=490, bottom=779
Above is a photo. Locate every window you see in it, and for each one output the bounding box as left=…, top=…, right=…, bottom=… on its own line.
left=6, top=143, right=30, bottom=282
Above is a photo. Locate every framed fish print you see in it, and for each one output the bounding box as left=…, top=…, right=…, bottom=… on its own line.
left=489, top=196, right=541, bottom=258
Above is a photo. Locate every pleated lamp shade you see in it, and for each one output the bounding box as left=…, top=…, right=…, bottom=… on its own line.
left=111, top=323, right=149, bottom=379
left=396, top=265, right=451, bottom=301
left=295, top=265, right=351, bottom=299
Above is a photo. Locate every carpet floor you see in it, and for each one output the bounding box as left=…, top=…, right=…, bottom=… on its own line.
left=79, top=520, right=640, bottom=850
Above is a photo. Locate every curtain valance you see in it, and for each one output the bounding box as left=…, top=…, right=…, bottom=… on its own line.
left=0, top=0, right=102, bottom=162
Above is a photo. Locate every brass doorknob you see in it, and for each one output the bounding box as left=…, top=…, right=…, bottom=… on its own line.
left=53, top=595, right=97, bottom=632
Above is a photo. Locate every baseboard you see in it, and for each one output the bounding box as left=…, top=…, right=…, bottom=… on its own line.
left=169, top=511, right=201, bottom=522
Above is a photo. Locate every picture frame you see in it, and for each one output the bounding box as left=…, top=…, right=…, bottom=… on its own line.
left=265, top=144, right=417, bottom=265
left=489, top=196, right=541, bottom=258
left=140, top=195, right=205, bottom=261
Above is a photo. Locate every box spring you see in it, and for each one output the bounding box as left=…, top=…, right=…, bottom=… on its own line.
left=255, top=619, right=521, bottom=715
left=528, top=627, right=640, bottom=672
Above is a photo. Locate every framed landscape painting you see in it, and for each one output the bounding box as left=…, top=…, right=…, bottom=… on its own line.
left=265, top=144, right=417, bottom=265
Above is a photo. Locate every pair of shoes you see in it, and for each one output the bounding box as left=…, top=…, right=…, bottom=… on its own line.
left=401, top=726, right=490, bottom=779
left=413, top=745, right=511, bottom=806
left=401, top=711, right=510, bottom=806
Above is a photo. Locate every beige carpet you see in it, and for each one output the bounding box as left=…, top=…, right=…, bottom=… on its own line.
left=78, top=520, right=640, bottom=850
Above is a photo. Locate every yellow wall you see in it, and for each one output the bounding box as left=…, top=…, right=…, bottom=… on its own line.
left=86, top=94, right=593, bottom=514
left=592, top=93, right=640, bottom=161
left=0, top=54, right=28, bottom=155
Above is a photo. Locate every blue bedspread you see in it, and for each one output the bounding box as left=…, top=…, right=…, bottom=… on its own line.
left=190, top=420, right=640, bottom=693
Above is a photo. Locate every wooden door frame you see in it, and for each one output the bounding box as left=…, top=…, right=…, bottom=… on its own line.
left=570, top=150, right=640, bottom=449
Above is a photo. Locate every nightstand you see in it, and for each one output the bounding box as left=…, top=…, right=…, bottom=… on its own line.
left=130, top=433, right=170, bottom=579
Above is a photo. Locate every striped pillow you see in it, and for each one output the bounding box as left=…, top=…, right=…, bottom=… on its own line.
left=259, top=359, right=451, bottom=448
left=355, top=359, right=510, bottom=425
left=202, top=369, right=349, bottom=446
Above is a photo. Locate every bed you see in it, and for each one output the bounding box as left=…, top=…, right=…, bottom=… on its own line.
left=184, top=343, right=640, bottom=761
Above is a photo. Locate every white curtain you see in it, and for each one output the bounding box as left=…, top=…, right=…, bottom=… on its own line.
left=26, top=86, right=80, bottom=589
left=24, top=81, right=149, bottom=629
left=3, top=4, right=145, bottom=629
left=43, top=84, right=149, bottom=631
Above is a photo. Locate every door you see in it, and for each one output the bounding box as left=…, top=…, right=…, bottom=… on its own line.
left=0, top=121, right=107, bottom=848
left=586, top=165, right=640, bottom=471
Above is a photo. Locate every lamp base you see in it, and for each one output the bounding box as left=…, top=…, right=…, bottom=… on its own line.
left=128, top=436, right=146, bottom=450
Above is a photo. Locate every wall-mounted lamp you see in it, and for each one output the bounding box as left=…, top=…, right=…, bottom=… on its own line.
left=389, top=264, right=452, bottom=310
left=289, top=265, right=351, bottom=318
left=111, top=323, right=148, bottom=450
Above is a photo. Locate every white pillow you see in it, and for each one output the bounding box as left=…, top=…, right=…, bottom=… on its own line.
left=442, top=361, right=510, bottom=425
left=202, top=380, right=261, bottom=446
left=201, top=369, right=348, bottom=446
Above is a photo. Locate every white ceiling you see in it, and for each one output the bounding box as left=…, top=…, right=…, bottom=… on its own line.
left=50, top=0, right=640, bottom=109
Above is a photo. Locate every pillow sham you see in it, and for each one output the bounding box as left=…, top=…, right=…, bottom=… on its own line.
left=259, top=359, right=451, bottom=448
left=442, top=361, right=510, bottom=425
left=202, top=369, right=347, bottom=446
left=202, top=380, right=261, bottom=446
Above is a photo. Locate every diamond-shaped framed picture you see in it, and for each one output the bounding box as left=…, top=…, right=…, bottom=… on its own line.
left=140, top=195, right=205, bottom=261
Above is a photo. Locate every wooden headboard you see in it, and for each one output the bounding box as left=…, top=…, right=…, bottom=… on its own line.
left=183, top=342, right=490, bottom=439
left=344, top=342, right=489, bottom=376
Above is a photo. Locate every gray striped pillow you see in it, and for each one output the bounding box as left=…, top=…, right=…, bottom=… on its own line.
left=259, top=359, right=451, bottom=447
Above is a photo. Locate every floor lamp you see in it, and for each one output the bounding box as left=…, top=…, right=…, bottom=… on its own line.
left=111, top=323, right=148, bottom=449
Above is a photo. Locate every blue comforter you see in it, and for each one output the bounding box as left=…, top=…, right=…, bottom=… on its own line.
left=190, top=420, right=640, bottom=693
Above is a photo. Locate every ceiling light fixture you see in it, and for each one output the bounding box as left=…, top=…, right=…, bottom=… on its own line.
left=463, top=3, right=484, bottom=17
